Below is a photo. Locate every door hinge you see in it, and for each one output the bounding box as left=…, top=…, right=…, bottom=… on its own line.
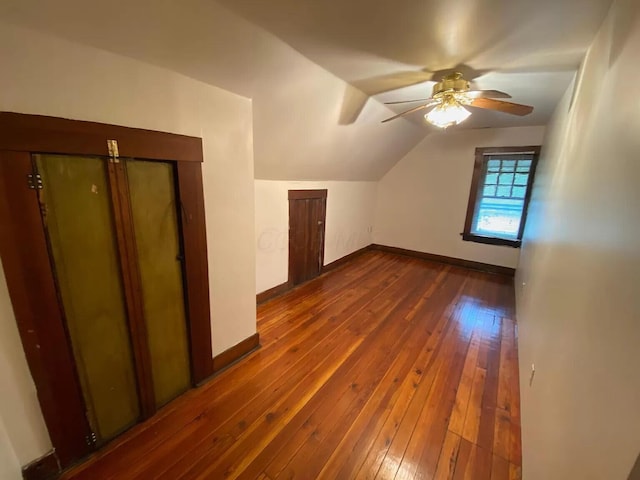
left=27, top=173, right=43, bottom=190
left=85, top=432, right=97, bottom=447
left=107, top=139, right=120, bottom=163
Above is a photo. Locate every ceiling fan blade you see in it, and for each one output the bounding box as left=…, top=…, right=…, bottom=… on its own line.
left=381, top=103, right=434, bottom=123
left=384, top=98, right=432, bottom=105
left=466, top=89, right=512, bottom=99
left=470, top=98, right=533, bottom=116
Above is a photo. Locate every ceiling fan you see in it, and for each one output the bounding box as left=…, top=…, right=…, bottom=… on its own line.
left=381, top=72, right=533, bottom=128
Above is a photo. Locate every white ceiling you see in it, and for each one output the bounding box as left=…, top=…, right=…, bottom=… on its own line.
left=0, top=0, right=614, bottom=180
left=0, top=0, right=428, bottom=180
left=218, top=0, right=613, bottom=128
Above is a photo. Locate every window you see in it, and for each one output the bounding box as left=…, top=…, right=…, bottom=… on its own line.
left=462, top=146, right=540, bottom=247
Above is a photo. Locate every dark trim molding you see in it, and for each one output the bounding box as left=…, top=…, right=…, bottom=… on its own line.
left=370, top=244, right=515, bottom=277
left=256, top=281, right=291, bottom=305
left=176, top=162, right=214, bottom=383
left=322, top=245, right=372, bottom=274
left=0, top=113, right=212, bottom=469
left=287, top=189, right=328, bottom=200
left=0, top=112, right=203, bottom=162
left=256, top=245, right=374, bottom=305
left=462, top=145, right=541, bottom=246
left=0, top=152, right=93, bottom=465
left=22, top=451, right=60, bottom=480
left=212, top=333, right=260, bottom=373
left=461, top=233, right=521, bottom=248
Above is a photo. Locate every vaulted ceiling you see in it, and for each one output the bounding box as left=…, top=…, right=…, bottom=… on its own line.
left=0, top=0, right=613, bottom=179
left=219, top=0, right=613, bottom=129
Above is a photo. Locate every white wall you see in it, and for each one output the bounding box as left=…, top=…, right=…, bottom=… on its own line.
left=0, top=23, right=256, bottom=475
left=374, top=126, right=546, bottom=268
left=255, top=180, right=376, bottom=293
left=516, top=0, right=640, bottom=478
left=0, top=417, right=21, bottom=480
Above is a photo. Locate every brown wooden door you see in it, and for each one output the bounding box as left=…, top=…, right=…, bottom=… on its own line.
left=288, top=190, right=327, bottom=286
left=0, top=112, right=213, bottom=471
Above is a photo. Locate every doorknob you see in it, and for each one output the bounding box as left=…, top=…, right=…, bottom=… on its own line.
left=318, top=221, right=323, bottom=225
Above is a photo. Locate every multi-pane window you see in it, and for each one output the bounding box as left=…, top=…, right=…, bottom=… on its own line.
left=463, top=146, right=540, bottom=247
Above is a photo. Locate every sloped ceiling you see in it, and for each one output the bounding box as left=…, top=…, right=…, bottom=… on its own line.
left=219, top=0, right=613, bottom=129
left=0, top=0, right=612, bottom=179
left=0, top=0, right=425, bottom=180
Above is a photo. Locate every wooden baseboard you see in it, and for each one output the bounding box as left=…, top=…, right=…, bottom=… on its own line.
left=370, top=244, right=515, bottom=277
left=22, top=451, right=60, bottom=480
left=212, top=333, right=260, bottom=373
left=256, top=245, right=374, bottom=305
left=322, top=245, right=372, bottom=274
left=256, top=281, right=291, bottom=305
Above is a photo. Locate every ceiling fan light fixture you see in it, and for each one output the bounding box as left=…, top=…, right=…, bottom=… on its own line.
left=424, top=100, right=471, bottom=129
left=381, top=71, right=532, bottom=125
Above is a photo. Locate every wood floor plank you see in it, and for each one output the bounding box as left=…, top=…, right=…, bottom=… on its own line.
left=464, top=444, right=492, bottom=480
left=491, top=454, right=510, bottom=480
left=60, top=252, right=521, bottom=480
left=476, top=316, right=502, bottom=452
left=400, top=319, right=472, bottom=480
left=461, top=367, right=486, bottom=444
left=357, top=274, right=469, bottom=479
left=493, top=407, right=511, bottom=462
left=273, top=269, right=444, bottom=479
left=433, top=430, right=462, bottom=480
left=508, top=463, right=522, bottom=480
left=182, top=259, right=433, bottom=479
left=371, top=286, right=470, bottom=478
left=448, top=316, right=483, bottom=436
left=64, top=253, right=402, bottom=480
left=318, top=299, right=452, bottom=480
left=129, top=259, right=411, bottom=479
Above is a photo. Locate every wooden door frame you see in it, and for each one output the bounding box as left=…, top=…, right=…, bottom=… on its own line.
left=0, top=112, right=213, bottom=469
left=287, top=189, right=327, bottom=286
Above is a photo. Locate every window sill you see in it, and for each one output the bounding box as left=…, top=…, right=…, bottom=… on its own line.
left=461, top=233, right=521, bottom=248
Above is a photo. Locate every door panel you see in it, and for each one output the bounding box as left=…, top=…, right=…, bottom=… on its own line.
left=127, top=159, right=191, bottom=407
left=35, top=154, right=140, bottom=444
left=288, top=192, right=326, bottom=286
left=0, top=113, right=213, bottom=472
left=0, top=152, right=92, bottom=464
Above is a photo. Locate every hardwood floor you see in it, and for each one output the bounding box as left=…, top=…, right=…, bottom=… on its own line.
left=62, top=251, right=521, bottom=480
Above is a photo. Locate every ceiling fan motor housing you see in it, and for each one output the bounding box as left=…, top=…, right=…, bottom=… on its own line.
left=432, top=72, right=470, bottom=98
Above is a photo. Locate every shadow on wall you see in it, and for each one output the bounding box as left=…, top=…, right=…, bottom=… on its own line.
left=339, top=84, right=370, bottom=125
left=630, top=451, right=640, bottom=480
left=609, top=0, right=640, bottom=67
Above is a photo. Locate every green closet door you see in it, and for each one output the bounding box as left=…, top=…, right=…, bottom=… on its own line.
left=35, top=154, right=140, bottom=444
left=127, top=159, right=191, bottom=408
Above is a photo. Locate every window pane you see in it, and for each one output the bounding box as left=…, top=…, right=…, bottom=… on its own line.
left=514, top=173, right=529, bottom=186
left=512, top=186, right=527, bottom=198
left=517, top=160, right=532, bottom=171
left=498, top=173, right=514, bottom=185
left=501, top=160, right=516, bottom=172
left=496, top=185, right=512, bottom=197
left=469, top=152, right=536, bottom=241
left=483, top=185, right=496, bottom=197
left=472, top=198, right=524, bottom=239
